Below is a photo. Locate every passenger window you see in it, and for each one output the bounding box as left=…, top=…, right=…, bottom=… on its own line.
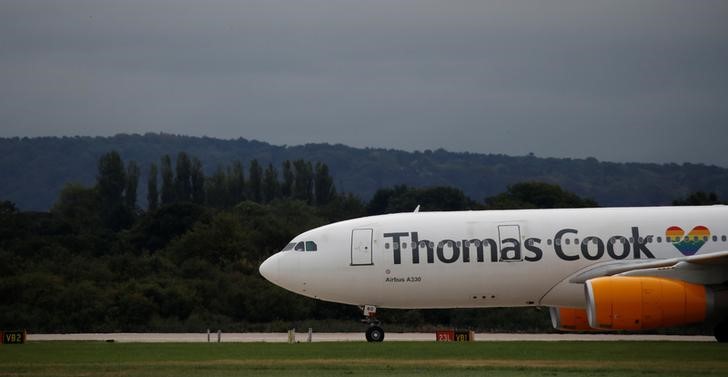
left=723, top=236, right=727, bottom=242
left=305, top=241, right=317, bottom=252
left=295, top=242, right=305, bottom=251
left=656, top=237, right=662, bottom=243
left=712, top=236, right=717, bottom=242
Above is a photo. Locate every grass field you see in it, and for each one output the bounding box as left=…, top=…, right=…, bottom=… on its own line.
left=1, top=341, right=727, bottom=377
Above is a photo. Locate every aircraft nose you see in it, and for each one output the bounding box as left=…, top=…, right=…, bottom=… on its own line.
left=259, top=253, right=280, bottom=284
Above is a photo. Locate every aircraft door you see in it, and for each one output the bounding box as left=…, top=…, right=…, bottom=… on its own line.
left=351, top=228, right=373, bottom=266
left=498, top=224, right=522, bottom=261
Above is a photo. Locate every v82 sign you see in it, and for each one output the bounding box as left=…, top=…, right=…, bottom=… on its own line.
left=1, top=330, right=26, bottom=344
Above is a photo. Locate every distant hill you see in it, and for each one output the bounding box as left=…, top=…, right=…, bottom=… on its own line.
left=2, top=133, right=727, bottom=211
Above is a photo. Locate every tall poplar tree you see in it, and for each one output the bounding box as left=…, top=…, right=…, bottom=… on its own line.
left=205, top=165, right=229, bottom=207
left=190, top=157, right=205, bottom=204
left=293, top=159, right=313, bottom=204
left=124, top=161, right=140, bottom=209
left=281, top=160, right=294, bottom=198
left=96, top=150, right=133, bottom=230
left=314, top=162, right=335, bottom=206
left=175, top=152, right=192, bottom=202
left=97, top=151, right=126, bottom=211
left=160, top=155, right=175, bottom=205
left=262, top=163, right=280, bottom=203
left=248, top=159, right=263, bottom=203
left=228, top=161, right=245, bottom=204
left=147, top=163, right=159, bottom=211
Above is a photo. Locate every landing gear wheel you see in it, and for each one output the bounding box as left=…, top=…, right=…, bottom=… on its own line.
left=714, top=320, right=728, bottom=343
left=366, top=326, right=385, bottom=342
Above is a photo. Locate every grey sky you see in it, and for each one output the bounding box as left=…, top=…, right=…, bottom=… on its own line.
left=2, top=1, right=727, bottom=166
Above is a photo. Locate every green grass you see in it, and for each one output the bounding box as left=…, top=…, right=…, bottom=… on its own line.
left=1, top=341, right=727, bottom=377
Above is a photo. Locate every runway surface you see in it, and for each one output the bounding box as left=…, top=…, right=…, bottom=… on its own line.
left=28, top=332, right=715, bottom=342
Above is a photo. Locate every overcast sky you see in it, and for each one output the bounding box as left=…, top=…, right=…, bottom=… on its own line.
left=1, top=1, right=727, bottom=166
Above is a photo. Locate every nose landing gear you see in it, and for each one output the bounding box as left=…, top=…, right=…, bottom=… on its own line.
left=366, top=325, right=385, bottom=342
left=361, top=305, right=385, bottom=342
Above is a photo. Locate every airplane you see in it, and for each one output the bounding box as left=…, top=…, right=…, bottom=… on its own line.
left=259, top=205, right=728, bottom=342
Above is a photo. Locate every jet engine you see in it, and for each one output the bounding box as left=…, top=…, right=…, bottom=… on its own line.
left=585, top=276, right=707, bottom=330
left=549, top=307, right=593, bottom=331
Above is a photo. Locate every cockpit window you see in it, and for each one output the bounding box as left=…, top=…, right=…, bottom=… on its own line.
left=289, top=240, right=318, bottom=252
left=282, top=243, right=295, bottom=251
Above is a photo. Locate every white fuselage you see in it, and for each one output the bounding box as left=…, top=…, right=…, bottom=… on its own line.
left=259, top=206, right=728, bottom=309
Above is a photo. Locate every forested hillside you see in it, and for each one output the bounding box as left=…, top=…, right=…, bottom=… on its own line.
left=2, top=133, right=728, bottom=211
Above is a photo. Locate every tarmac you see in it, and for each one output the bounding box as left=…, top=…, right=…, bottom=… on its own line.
left=27, top=332, right=716, bottom=342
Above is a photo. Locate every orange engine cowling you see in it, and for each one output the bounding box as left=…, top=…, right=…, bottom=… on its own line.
left=586, top=276, right=707, bottom=330
left=550, top=307, right=594, bottom=331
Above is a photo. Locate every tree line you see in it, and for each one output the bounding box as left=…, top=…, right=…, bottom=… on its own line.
left=0, top=150, right=722, bottom=333
left=98, top=151, right=337, bottom=211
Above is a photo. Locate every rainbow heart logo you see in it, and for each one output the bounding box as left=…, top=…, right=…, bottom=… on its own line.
left=665, top=225, right=710, bottom=256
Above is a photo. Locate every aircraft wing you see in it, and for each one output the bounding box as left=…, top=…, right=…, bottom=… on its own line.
left=569, top=250, right=728, bottom=285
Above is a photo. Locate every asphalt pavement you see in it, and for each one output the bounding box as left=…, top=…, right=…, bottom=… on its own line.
left=27, top=332, right=715, bottom=342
